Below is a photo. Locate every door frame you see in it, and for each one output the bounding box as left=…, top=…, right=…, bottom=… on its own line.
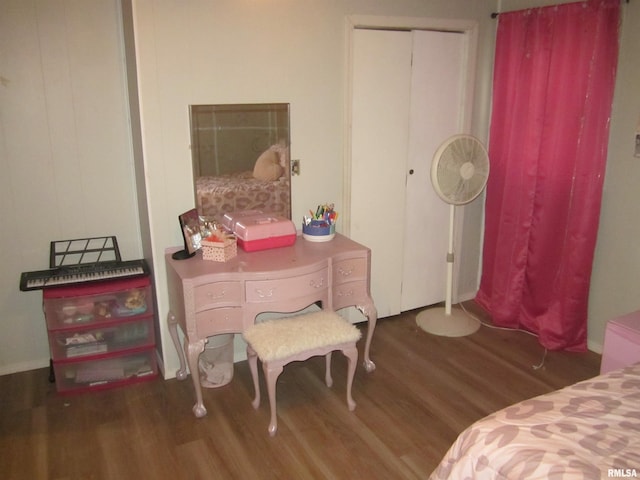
left=342, top=15, right=479, bottom=303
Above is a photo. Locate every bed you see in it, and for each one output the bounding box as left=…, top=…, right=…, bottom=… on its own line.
left=195, top=172, right=290, bottom=220
left=195, top=143, right=291, bottom=221
left=430, top=362, right=640, bottom=479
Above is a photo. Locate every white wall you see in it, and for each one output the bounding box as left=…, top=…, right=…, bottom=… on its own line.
left=589, top=1, right=640, bottom=352
left=129, top=0, right=498, bottom=377
left=0, top=0, right=143, bottom=375
left=5, top=0, right=633, bottom=376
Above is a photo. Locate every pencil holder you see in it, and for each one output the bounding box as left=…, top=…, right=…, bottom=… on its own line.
left=302, top=220, right=335, bottom=242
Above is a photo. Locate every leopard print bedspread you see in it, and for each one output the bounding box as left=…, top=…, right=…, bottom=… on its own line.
left=196, top=172, right=290, bottom=221
left=430, top=362, right=640, bottom=479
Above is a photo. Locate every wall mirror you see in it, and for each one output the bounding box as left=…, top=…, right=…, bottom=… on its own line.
left=190, top=103, right=291, bottom=221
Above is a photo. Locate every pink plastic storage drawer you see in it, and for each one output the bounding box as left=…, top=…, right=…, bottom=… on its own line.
left=48, top=317, right=155, bottom=361
left=53, top=348, right=157, bottom=394
left=43, top=277, right=152, bottom=330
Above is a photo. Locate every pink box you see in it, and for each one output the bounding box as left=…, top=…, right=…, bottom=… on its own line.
left=231, top=213, right=296, bottom=252
left=600, top=310, right=640, bottom=374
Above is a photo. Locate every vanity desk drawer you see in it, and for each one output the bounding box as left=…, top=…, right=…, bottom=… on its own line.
left=332, top=281, right=369, bottom=311
left=245, top=268, right=329, bottom=304
left=196, top=307, right=243, bottom=337
left=332, top=258, right=368, bottom=286
left=194, top=281, right=242, bottom=310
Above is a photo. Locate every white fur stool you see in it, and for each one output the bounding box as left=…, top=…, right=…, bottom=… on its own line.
left=243, top=310, right=361, bottom=436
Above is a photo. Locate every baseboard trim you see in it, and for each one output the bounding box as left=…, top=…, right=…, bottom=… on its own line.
left=0, top=358, right=49, bottom=376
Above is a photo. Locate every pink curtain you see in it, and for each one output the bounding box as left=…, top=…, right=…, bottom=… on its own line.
left=475, top=0, right=620, bottom=351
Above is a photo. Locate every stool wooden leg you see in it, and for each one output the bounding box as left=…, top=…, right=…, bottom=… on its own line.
left=247, top=345, right=261, bottom=409
left=343, top=345, right=358, bottom=411
left=324, top=352, right=333, bottom=387
left=263, top=361, right=284, bottom=436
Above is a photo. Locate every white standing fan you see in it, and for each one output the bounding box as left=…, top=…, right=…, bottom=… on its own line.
left=416, top=134, right=490, bottom=337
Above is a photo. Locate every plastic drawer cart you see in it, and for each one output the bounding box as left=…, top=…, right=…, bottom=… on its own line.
left=43, top=276, right=158, bottom=393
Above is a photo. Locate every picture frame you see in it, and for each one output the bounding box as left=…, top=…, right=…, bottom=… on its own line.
left=172, top=208, right=202, bottom=260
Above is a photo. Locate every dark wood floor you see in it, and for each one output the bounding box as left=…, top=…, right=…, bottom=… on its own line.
left=0, top=305, right=601, bottom=480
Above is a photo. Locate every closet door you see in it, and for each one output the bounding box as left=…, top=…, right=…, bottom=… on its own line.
left=401, top=30, right=465, bottom=311
left=350, top=28, right=466, bottom=318
left=350, top=29, right=413, bottom=318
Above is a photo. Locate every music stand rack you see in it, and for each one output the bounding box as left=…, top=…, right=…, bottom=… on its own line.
left=49, top=236, right=121, bottom=268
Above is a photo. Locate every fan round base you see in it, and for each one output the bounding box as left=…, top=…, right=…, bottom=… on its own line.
left=416, top=307, right=480, bottom=337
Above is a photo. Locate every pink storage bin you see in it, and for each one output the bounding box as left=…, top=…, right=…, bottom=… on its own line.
left=48, top=317, right=155, bottom=361
left=224, top=211, right=296, bottom=252
left=600, top=310, right=640, bottom=374
left=221, top=209, right=264, bottom=233
left=43, top=276, right=152, bottom=330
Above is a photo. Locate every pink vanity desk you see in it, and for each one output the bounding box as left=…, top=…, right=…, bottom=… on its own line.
left=165, top=233, right=378, bottom=417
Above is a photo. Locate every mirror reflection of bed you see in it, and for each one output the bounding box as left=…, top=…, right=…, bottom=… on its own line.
left=190, top=103, right=291, bottom=222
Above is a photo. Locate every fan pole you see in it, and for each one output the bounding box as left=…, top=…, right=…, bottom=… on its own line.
left=445, top=203, right=455, bottom=316
left=416, top=203, right=480, bottom=337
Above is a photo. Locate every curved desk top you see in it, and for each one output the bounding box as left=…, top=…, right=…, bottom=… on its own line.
left=166, top=233, right=369, bottom=280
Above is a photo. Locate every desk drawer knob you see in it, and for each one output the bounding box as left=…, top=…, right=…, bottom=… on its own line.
left=255, top=288, right=274, bottom=298
left=310, top=277, right=324, bottom=289
left=338, top=266, right=354, bottom=277
left=207, top=290, right=225, bottom=299
left=338, top=289, right=354, bottom=297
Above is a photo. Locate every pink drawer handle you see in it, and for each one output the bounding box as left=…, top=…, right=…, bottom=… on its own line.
left=338, top=266, right=354, bottom=277
left=310, top=277, right=324, bottom=289
left=337, top=289, right=354, bottom=297
left=206, top=290, right=225, bottom=300
left=255, top=288, right=274, bottom=298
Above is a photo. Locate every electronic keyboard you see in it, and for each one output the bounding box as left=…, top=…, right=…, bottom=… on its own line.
left=20, top=259, right=149, bottom=291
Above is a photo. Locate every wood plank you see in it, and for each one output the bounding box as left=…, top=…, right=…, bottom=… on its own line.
left=0, top=307, right=601, bottom=479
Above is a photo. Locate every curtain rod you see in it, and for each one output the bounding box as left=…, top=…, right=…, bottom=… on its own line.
left=491, top=0, right=629, bottom=18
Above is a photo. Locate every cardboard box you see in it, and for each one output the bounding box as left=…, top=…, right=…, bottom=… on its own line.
left=201, top=236, right=237, bottom=262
